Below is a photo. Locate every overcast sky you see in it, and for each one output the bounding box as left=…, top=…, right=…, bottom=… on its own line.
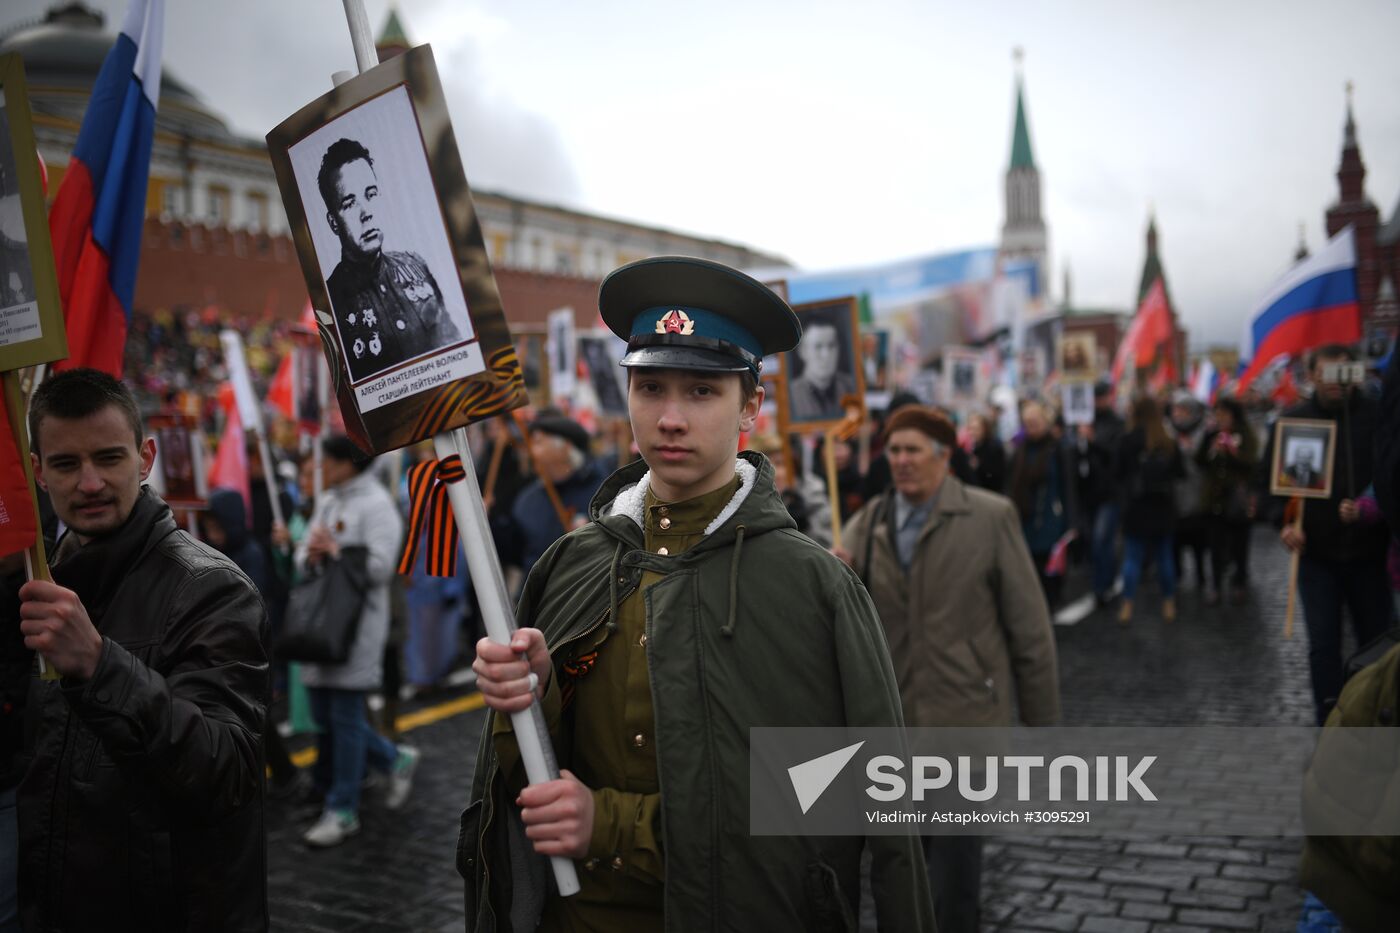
left=8, top=0, right=1400, bottom=348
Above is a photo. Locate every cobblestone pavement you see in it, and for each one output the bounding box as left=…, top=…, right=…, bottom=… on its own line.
left=268, top=527, right=1333, bottom=931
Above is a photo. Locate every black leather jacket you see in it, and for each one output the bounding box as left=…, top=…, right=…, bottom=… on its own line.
left=16, top=489, right=269, bottom=932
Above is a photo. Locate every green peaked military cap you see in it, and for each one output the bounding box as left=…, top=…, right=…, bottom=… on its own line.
left=599, top=256, right=801, bottom=377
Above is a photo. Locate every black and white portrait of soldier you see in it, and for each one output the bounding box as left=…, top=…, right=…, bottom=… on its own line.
left=1283, top=438, right=1326, bottom=490
left=317, top=137, right=462, bottom=382
left=787, top=309, right=856, bottom=423
left=578, top=334, right=627, bottom=416
left=288, top=85, right=478, bottom=391
left=953, top=359, right=976, bottom=396
left=0, top=104, right=37, bottom=313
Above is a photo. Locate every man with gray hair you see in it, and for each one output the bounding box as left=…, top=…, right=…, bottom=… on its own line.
left=510, top=411, right=608, bottom=576
left=838, top=404, right=1060, bottom=933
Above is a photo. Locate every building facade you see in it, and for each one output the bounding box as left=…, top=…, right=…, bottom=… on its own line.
left=999, top=57, right=1049, bottom=303
left=0, top=3, right=786, bottom=328
left=1322, top=89, right=1398, bottom=336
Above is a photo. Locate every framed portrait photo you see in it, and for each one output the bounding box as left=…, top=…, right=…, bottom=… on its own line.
left=510, top=326, right=550, bottom=407
left=1019, top=346, right=1046, bottom=390
left=147, top=412, right=207, bottom=509
left=942, top=346, right=983, bottom=410
left=1058, top=332, right=1096, bottom=380
left=1269, top=417, right=1336, bottom=500
left=1061, top=379, right=1095, bottom=426
left=779, top=295, right=866, bottom=433
left=0, top=54, right=64, bottom=372
left=267, top=44, right=526, bottom=454
left=578, top=330, right=628, bottom=418
left=546, top=307, right=577, bottom=402
left=291, top=336, right=328, bottom=435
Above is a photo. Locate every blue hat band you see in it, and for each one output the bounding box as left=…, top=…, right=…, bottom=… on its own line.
left=629, top=306, right=763, bottom=360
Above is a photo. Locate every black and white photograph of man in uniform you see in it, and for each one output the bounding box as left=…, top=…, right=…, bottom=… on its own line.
left=290, top=86, right=474, bottom=384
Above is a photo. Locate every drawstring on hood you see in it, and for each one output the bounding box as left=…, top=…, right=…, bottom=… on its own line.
left=607, top=541, right=623, bottom=631
left=720, top=525, right=746, bottom=637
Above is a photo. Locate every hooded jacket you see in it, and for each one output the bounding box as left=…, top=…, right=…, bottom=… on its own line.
left=206, top=488, right=271, bottom=595
left=459, top=452, right=935, bottom=932
left=17, top=489, right=269, bottom=932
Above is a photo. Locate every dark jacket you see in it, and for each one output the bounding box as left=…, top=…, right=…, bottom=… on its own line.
left=1007, top=434, right=1077, bottom=555
left=1259, top=392, right=1390, bottom=563
left=510, top=458, right=608, bottom=576
left=461, top=453, right=934, bottom=932
left=1196, top=427, right=1257, bottom=521
left=1084, top=406, right=1126, bottom=509
left=967, top=438, right=1007, bottom=493
left=1375, top=350, right=1400, bottom=536
left=17, top=489, right=269, bottom=932
left=1117, top=429, right=1186, bottom=539
left=205, top=488, right=271, bottom=595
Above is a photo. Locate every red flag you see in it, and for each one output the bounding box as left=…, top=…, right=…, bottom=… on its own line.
left=1112, top=278, right=1173, bottom=386
left=0, top=402, right=37, bottom=555
left=1271, top=366, right=1300, bottom=407
left=207, top=387, right=251, bottom=518
left=267, top=353, right=295, bottom=421
left=295, top=300, right=317, bottom=335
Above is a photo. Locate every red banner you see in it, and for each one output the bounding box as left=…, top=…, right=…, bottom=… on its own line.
left=0, top=398, right=38, bottom=555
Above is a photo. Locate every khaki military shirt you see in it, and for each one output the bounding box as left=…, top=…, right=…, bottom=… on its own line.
left=499, top=475, right=740, bottom=933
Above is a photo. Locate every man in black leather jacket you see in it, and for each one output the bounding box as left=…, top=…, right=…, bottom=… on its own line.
left=15, top=369, right=269, bottom=931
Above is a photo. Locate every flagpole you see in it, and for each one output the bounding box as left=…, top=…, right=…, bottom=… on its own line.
left=336, top=1, right=578, bottom=897
left=1284, top=498, right=1304, bottom=640
left=4, top=370, right=56, bottom=680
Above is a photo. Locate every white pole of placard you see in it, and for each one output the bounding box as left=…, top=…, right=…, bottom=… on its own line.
left=219, top=329, right=284, bottom=528
left=337, top=1, right=579, bottom=898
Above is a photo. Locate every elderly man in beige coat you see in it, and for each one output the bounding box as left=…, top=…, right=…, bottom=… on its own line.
left=839, top=405, right=1060, bottom=933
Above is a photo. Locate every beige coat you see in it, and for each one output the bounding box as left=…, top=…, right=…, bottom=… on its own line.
left=844, top=476, right=1061, bottom=727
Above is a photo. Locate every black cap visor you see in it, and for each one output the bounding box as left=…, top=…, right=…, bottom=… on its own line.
left=620, top=345, right=752, bottom=373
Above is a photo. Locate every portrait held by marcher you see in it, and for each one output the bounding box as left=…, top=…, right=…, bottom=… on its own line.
left=783, top=298, right=863, bottom=427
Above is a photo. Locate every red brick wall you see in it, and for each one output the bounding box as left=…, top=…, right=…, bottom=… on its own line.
left=133, top=218, right=609, bottom=331
left=135, top=218, right=309, bottom=319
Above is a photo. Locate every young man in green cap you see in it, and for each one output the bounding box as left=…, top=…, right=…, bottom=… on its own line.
left=461, top=257, right=935, bottom=932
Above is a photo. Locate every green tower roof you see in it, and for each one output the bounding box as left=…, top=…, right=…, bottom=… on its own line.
left=378, top=7, right=410, bottom=46
left=1010, top=80, right=1035, bottom=170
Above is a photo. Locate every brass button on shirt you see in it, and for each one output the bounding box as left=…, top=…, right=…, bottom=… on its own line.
left=535, top=475, right=741, bottom=933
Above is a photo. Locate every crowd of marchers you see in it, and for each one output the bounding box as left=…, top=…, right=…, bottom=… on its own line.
left=1, top=288, right=1397, bottom=932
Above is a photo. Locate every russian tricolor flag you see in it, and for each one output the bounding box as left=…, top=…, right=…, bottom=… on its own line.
left=1237, top=226, right=1361, bottom=392
left=48, top=0, right=164, bottom=377
left=1190, top=358, right=1220, bottom=404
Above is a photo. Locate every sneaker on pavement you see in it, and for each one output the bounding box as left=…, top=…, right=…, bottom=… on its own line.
left=385, top=745, right=421, bottom=811
left=303, top=808, right=360, bottom=848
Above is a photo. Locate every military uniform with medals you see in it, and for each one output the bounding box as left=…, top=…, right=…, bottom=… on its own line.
left=326, top=249, right=463, bottom=382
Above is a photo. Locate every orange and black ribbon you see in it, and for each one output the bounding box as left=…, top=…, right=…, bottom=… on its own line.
left=398, top=455, right=466, bottom=577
